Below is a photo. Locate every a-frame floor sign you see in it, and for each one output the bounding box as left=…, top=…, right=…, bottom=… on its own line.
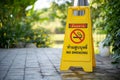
left=60, top=6, right=96, bottom=72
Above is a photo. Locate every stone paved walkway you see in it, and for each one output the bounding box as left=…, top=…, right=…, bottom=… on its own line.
left=0, top=48, right=120, bottom=80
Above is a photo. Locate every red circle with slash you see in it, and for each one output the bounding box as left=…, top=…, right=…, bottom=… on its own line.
left=70, top=29, right=85, bottom=44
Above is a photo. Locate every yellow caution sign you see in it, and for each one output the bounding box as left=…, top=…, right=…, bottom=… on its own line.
left=60, top=6, right=96, bottom=72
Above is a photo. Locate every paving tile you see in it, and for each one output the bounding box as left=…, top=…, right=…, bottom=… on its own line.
left=100, top=76, right=117, bottom=80
left=43, top=75, right=62, bottom=80
left=25, top=68, right=41, bottom=76
left=62, top=77, right=82, bottom=80
left=26, top=62, right=39, bottom=68
left=7, top=72, right=24, bottom=76
left=11, top=65, right=24, bottom=69
left=5, top=75, right=23, bottom=80
left=75, top=71, right=89, bottom=75
left=0, top=65, right=9, bottom=71
left=7, top=69, right=24, bottom=76
left=40, top=66, right=55, bottom=70
left=83, top=74, right=95, bottom=79
left=25, top=70, right=40, bottom=75
left=42, top=71, right=59, bottom=76
left=25, top=74, right=42, bottom=80
left=9, top=68, right=24, bottom=73
left=95, top=73, right=106, bottom=76
left=106, top=69, right=118, bottom=73
left=0, top=71, right=7, bottom=80
left=41, top=68, right=56, bottom=73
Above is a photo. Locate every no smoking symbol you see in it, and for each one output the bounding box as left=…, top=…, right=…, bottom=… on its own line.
left=70, top=29, right=85, bottom=44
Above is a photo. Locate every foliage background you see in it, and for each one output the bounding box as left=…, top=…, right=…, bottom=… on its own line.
left=38, top=1, right=72, bottom=34
left=0, top=0, right=52, bottom=48
left=1, top=0, right=120, bottom=64
left=90, top=0, right=120, bottom=64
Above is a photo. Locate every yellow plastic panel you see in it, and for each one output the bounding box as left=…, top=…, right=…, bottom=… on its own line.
left=60, top=6, right=96, bottom=72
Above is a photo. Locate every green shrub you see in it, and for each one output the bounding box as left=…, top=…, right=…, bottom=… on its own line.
left=0, top=0, right=52, bottom=48
left=103, top=0, right=120, bottom=64
left=90, top=0, right=120, bottom=64
left=32, top=28, right=52, bottom=48
left=55, top=27, right=65, bottom=34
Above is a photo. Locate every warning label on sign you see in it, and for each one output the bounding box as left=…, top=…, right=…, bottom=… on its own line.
left=66, top=44, right=88, bottom=54
left=69, top=24, right=87, bottom=28
left=70, top=29, right=85, bottom=44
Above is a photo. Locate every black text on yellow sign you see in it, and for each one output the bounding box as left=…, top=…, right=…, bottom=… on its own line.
left=60, top=6, right=96, bottom=72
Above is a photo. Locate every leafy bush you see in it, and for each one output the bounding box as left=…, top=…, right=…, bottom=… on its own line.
left=32, top=28, right=52, bottom=47
left=90, top=0, right=120, bottom=64
left=103, top=0, right=120, bottom=64
left=0, top=0, right=52, bottom=48
left=0, top=6, right=23, bottom=48
left=49, top=1, right=72, bottom=26
left=17, top=19, right=52, bottom=48
left=55, top=27, right=65, bottom=34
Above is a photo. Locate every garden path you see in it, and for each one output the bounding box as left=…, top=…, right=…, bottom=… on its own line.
left=0, top=48, right=120, bottom=80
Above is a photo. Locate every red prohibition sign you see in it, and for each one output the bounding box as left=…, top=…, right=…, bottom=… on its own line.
left=70, top=29, right=85, bottom=44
